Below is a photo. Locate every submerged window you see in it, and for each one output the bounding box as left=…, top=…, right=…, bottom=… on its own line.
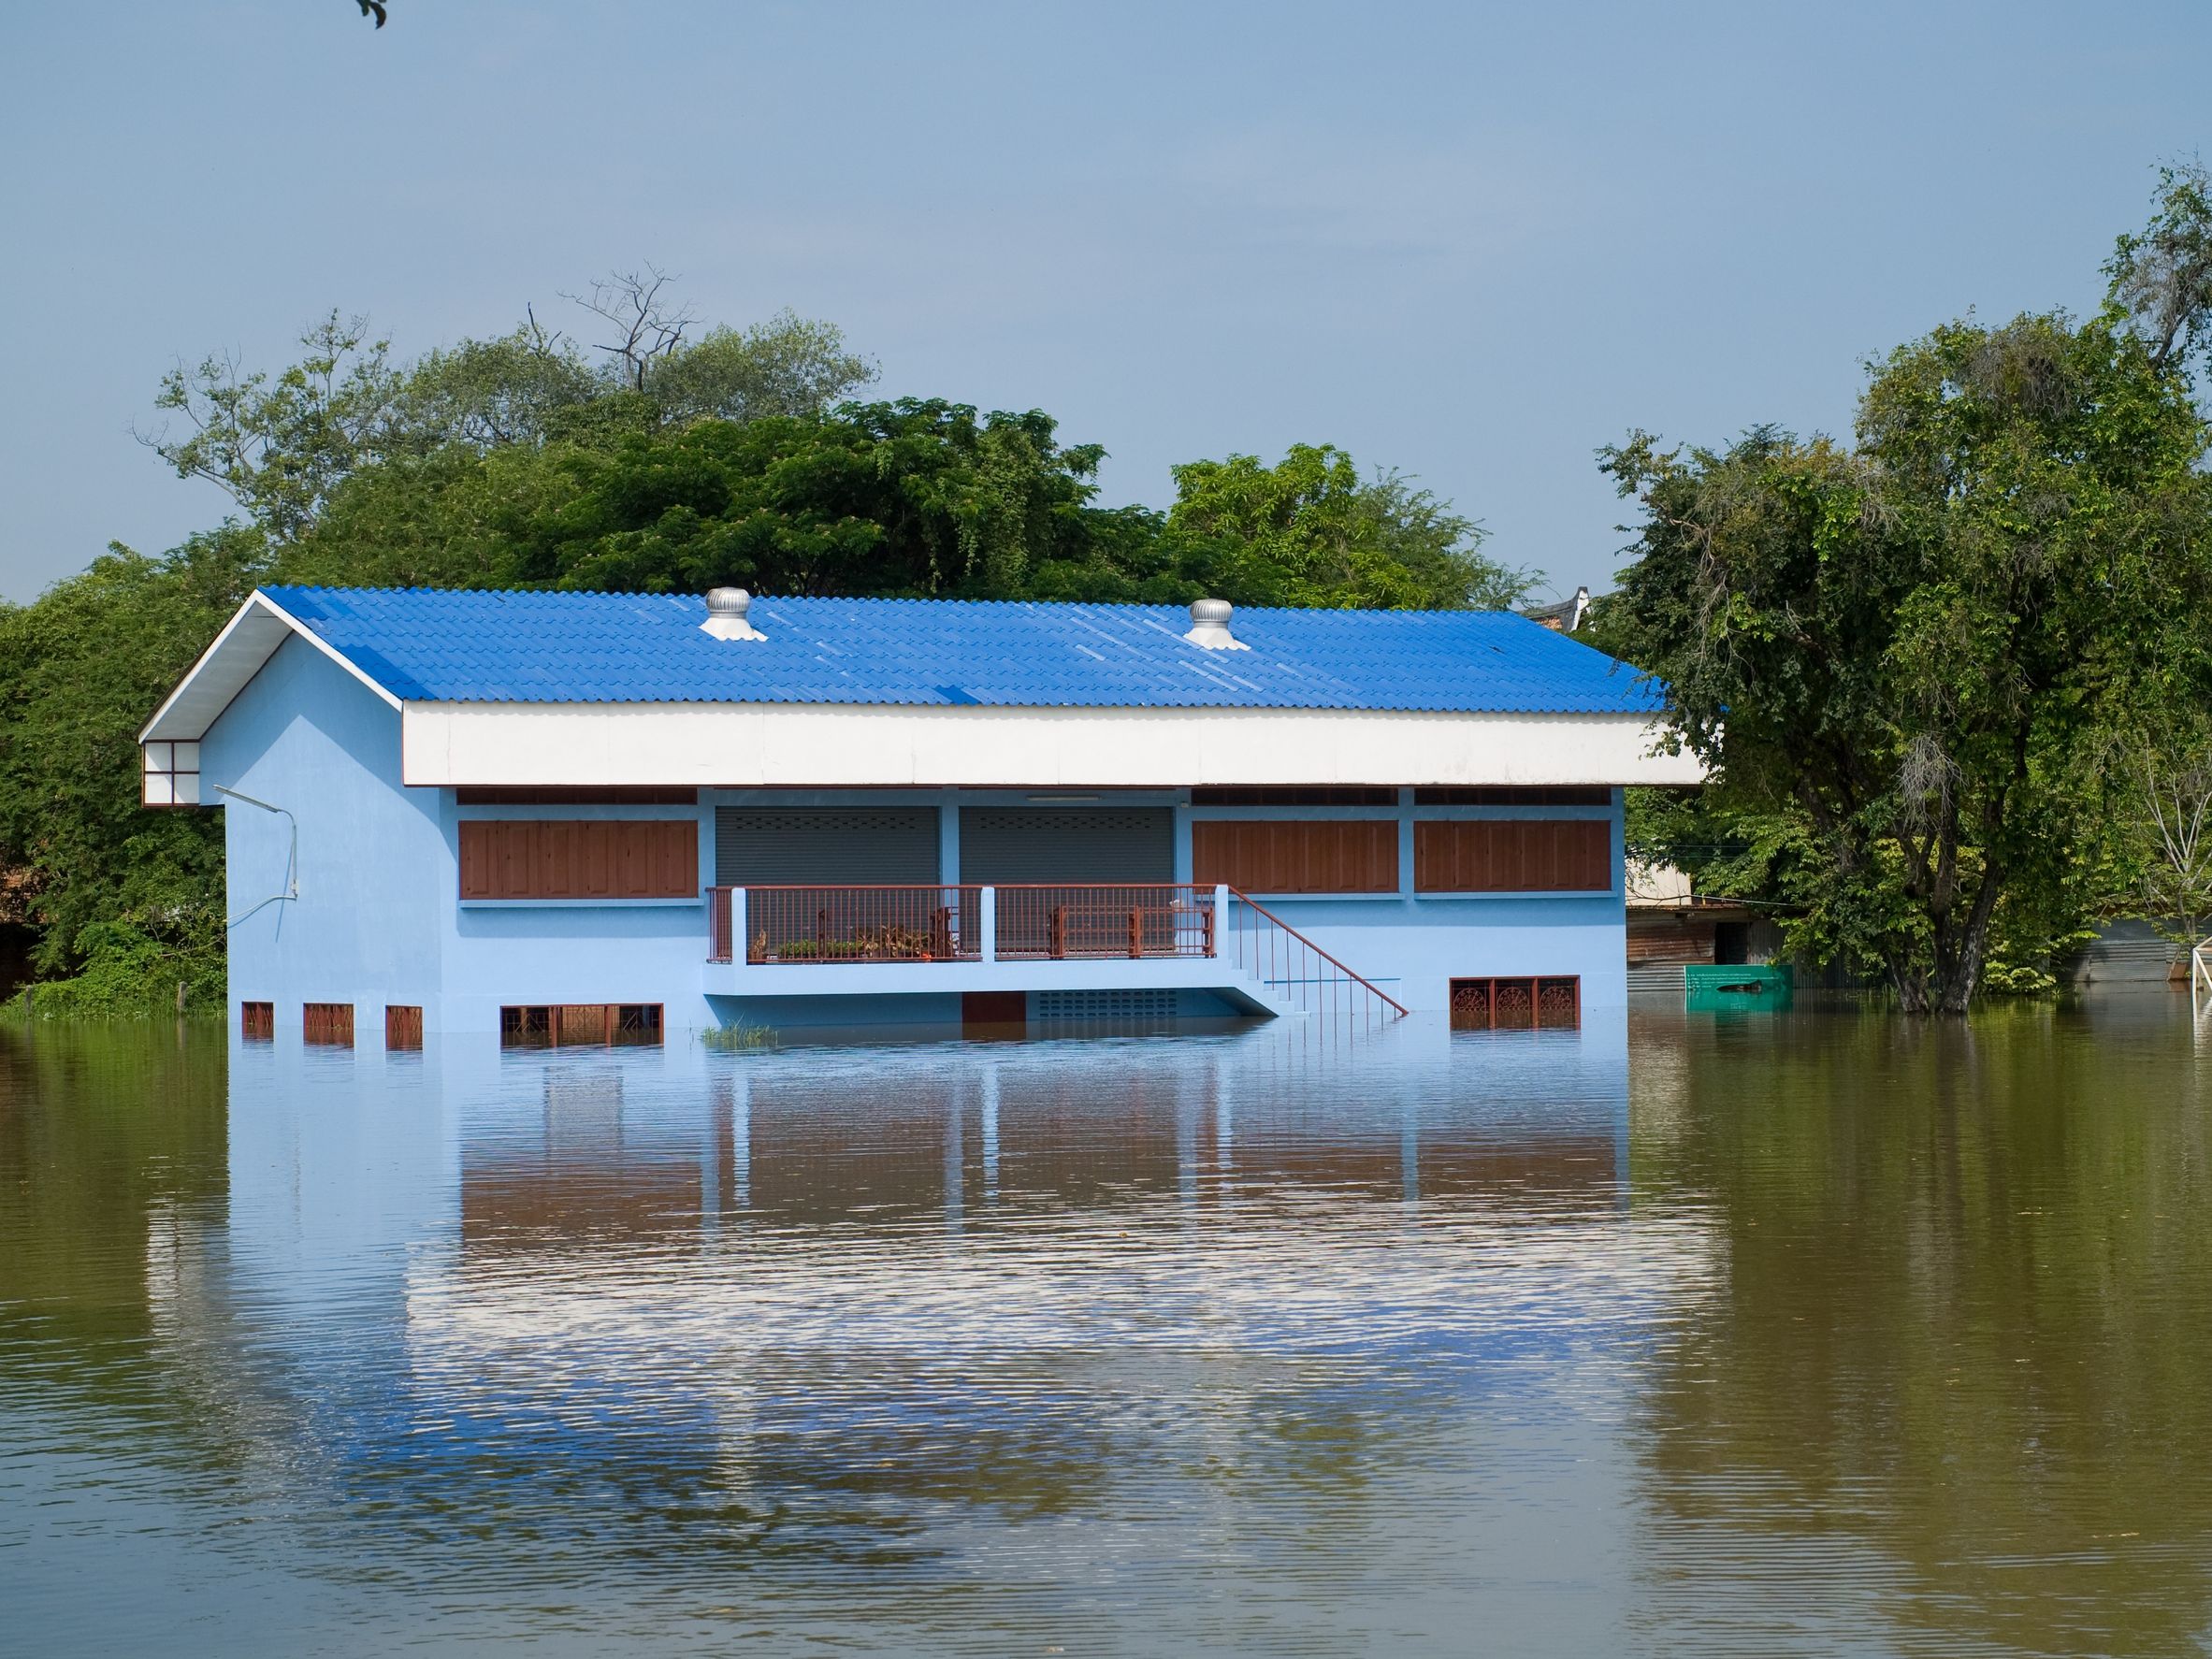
left=141, top=742, right=202, bottom=807
left=240, top=1001, right=274, bottom=1042
left=1450, top=976, right=1580, bottom=1031
left=385, top=1005, right=424, bottom=1050
left=499, top=1003, right=664, bottom=1048
left=1034, top=988, right=1179, bottom=1021
left=303, top=1003, right=354, bottom=1046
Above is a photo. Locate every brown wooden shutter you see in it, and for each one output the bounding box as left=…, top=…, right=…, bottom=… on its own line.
left=1191, top=820, right=1398, bottom=893
left=458, top=820, right=698, bottom=900
left=1413, top=820, right=1610, bottom=892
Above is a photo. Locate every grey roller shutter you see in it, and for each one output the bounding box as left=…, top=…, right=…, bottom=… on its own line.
left=714, top=808, right=940, bottom=885
left=958, top=808, right=1175, bottom=884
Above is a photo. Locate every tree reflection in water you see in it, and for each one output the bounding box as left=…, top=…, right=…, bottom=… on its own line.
left=1628, top=998, right=2212, bottom=1656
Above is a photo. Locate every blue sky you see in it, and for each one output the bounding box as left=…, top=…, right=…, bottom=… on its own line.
left=3, top=1, right=2207, bottom=604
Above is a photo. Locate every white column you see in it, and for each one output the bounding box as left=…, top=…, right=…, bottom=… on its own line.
left=730, top=885, right=747, bottom=967
left=980, top=886, right=998, bottom=961
left=1212, top=883, right=1229, bottom=958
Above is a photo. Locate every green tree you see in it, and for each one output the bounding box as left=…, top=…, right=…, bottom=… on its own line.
left=2121, top=720, right=2212, bottom=952
left=645, top=312, right=875, bottom=426
left=2106, top=159, right=2212, bottom=374
left=141, top=287, right=875, bottom=548
left=142, top=311, right=403, bottom=542
left=1605, top=303, right=2212, bottom=1013
left=0, top=529, right=267, bottom=1010
left=480, top=399, right=1156, bottom=599
left=1165, top=444, right=1530, bottom=610
left=292, top=410, right=1520, bottom=610
left=394, top=317, right=600, bottom=450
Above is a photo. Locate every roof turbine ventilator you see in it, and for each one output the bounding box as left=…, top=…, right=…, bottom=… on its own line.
left=700, top=586, right=768, bottom=642
left=1183, top=598, right=1248, bottom=651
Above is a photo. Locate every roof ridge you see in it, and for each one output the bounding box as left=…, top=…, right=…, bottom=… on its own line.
left=262, top=582, right=1525, bottom=620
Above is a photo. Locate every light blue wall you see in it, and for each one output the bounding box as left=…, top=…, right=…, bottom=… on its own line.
left=1253, top=894, right=1627, bottom=1014
left=1194, top=793, right=1629, bottom=1013
left=440, top=793, right=716, bottom=1035
left=202, top=658, right=1626, bottom=1035
left=202, top=638, right=446, bottom=1037
left=202, top=640, right=722, bottom=1039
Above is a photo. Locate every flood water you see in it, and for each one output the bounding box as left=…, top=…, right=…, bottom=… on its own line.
left=4, top=999, right=2210, bottom=1656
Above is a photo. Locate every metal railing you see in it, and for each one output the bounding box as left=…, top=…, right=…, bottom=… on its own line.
left=993, top=884, right=1216, bottom=959
left=704, top=882, right=1407, bottom=1025
left=710, top=885, right=982, bottom=964
left=2193, top=936, right=2212, bottom=1003
left=1225, top=887, right=1409, bottom=1024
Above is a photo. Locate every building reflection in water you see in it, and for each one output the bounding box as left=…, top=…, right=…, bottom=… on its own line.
left=174, top=1011, right=1719, bottom=1636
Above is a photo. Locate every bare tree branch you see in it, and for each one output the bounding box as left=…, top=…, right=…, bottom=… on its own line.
left=559, top=265, right=699, bottom=393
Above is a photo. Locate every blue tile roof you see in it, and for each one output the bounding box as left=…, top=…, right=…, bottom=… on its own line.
left=258, top=586, right=1663, bottom=714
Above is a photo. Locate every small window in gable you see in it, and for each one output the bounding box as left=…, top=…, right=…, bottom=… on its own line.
left=142, top=741, right=203, bottom=807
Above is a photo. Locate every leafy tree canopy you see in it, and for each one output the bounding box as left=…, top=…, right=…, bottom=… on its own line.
left=1604, top=300, right=2212, bottom=1012
left=141, top=285, right=878, bottom=545
left=0, top=529, right=267, bottom=991
left=293, top=404, right=1535, bottom=609
left=295, top=398, right=1176, bottom=600
left=1166, top=444, right=1530, bottom=610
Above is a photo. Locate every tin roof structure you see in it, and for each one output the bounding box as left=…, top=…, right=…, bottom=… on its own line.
left=242, top=585, right=1663, bottom=715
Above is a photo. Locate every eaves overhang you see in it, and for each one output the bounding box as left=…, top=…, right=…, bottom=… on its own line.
left=137, top=588, right=402, bottom=744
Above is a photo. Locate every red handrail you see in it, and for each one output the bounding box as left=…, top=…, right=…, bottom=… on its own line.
left=1227, top=887, right=1409, bottom=1021
left=723, top=885, right=981, bottom=964
left=992, top=883, right=1215, bottom=960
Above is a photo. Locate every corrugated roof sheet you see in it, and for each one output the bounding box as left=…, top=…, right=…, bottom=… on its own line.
left=258, top=586, right=1664, bottom=714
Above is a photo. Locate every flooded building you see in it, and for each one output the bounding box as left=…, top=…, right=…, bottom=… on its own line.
left=139, top=585, right=1698, bottom=1041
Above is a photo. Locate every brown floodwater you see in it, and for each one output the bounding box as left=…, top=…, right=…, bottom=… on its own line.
left=2, top=997, right=2207, bottom=1655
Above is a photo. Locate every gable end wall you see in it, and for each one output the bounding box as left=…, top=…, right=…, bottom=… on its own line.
left=200, top=636, right=447, bottom=1036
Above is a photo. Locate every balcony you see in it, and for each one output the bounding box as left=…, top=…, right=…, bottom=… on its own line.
left=708, top=884, right=1219, bottom=966
left=702, top=884, right=1407, bottom=1023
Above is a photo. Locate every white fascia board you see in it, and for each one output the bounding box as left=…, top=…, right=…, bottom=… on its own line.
left=400, top=701, right=1706, bottom=787
left=138, top=589, right=400, bottom=743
